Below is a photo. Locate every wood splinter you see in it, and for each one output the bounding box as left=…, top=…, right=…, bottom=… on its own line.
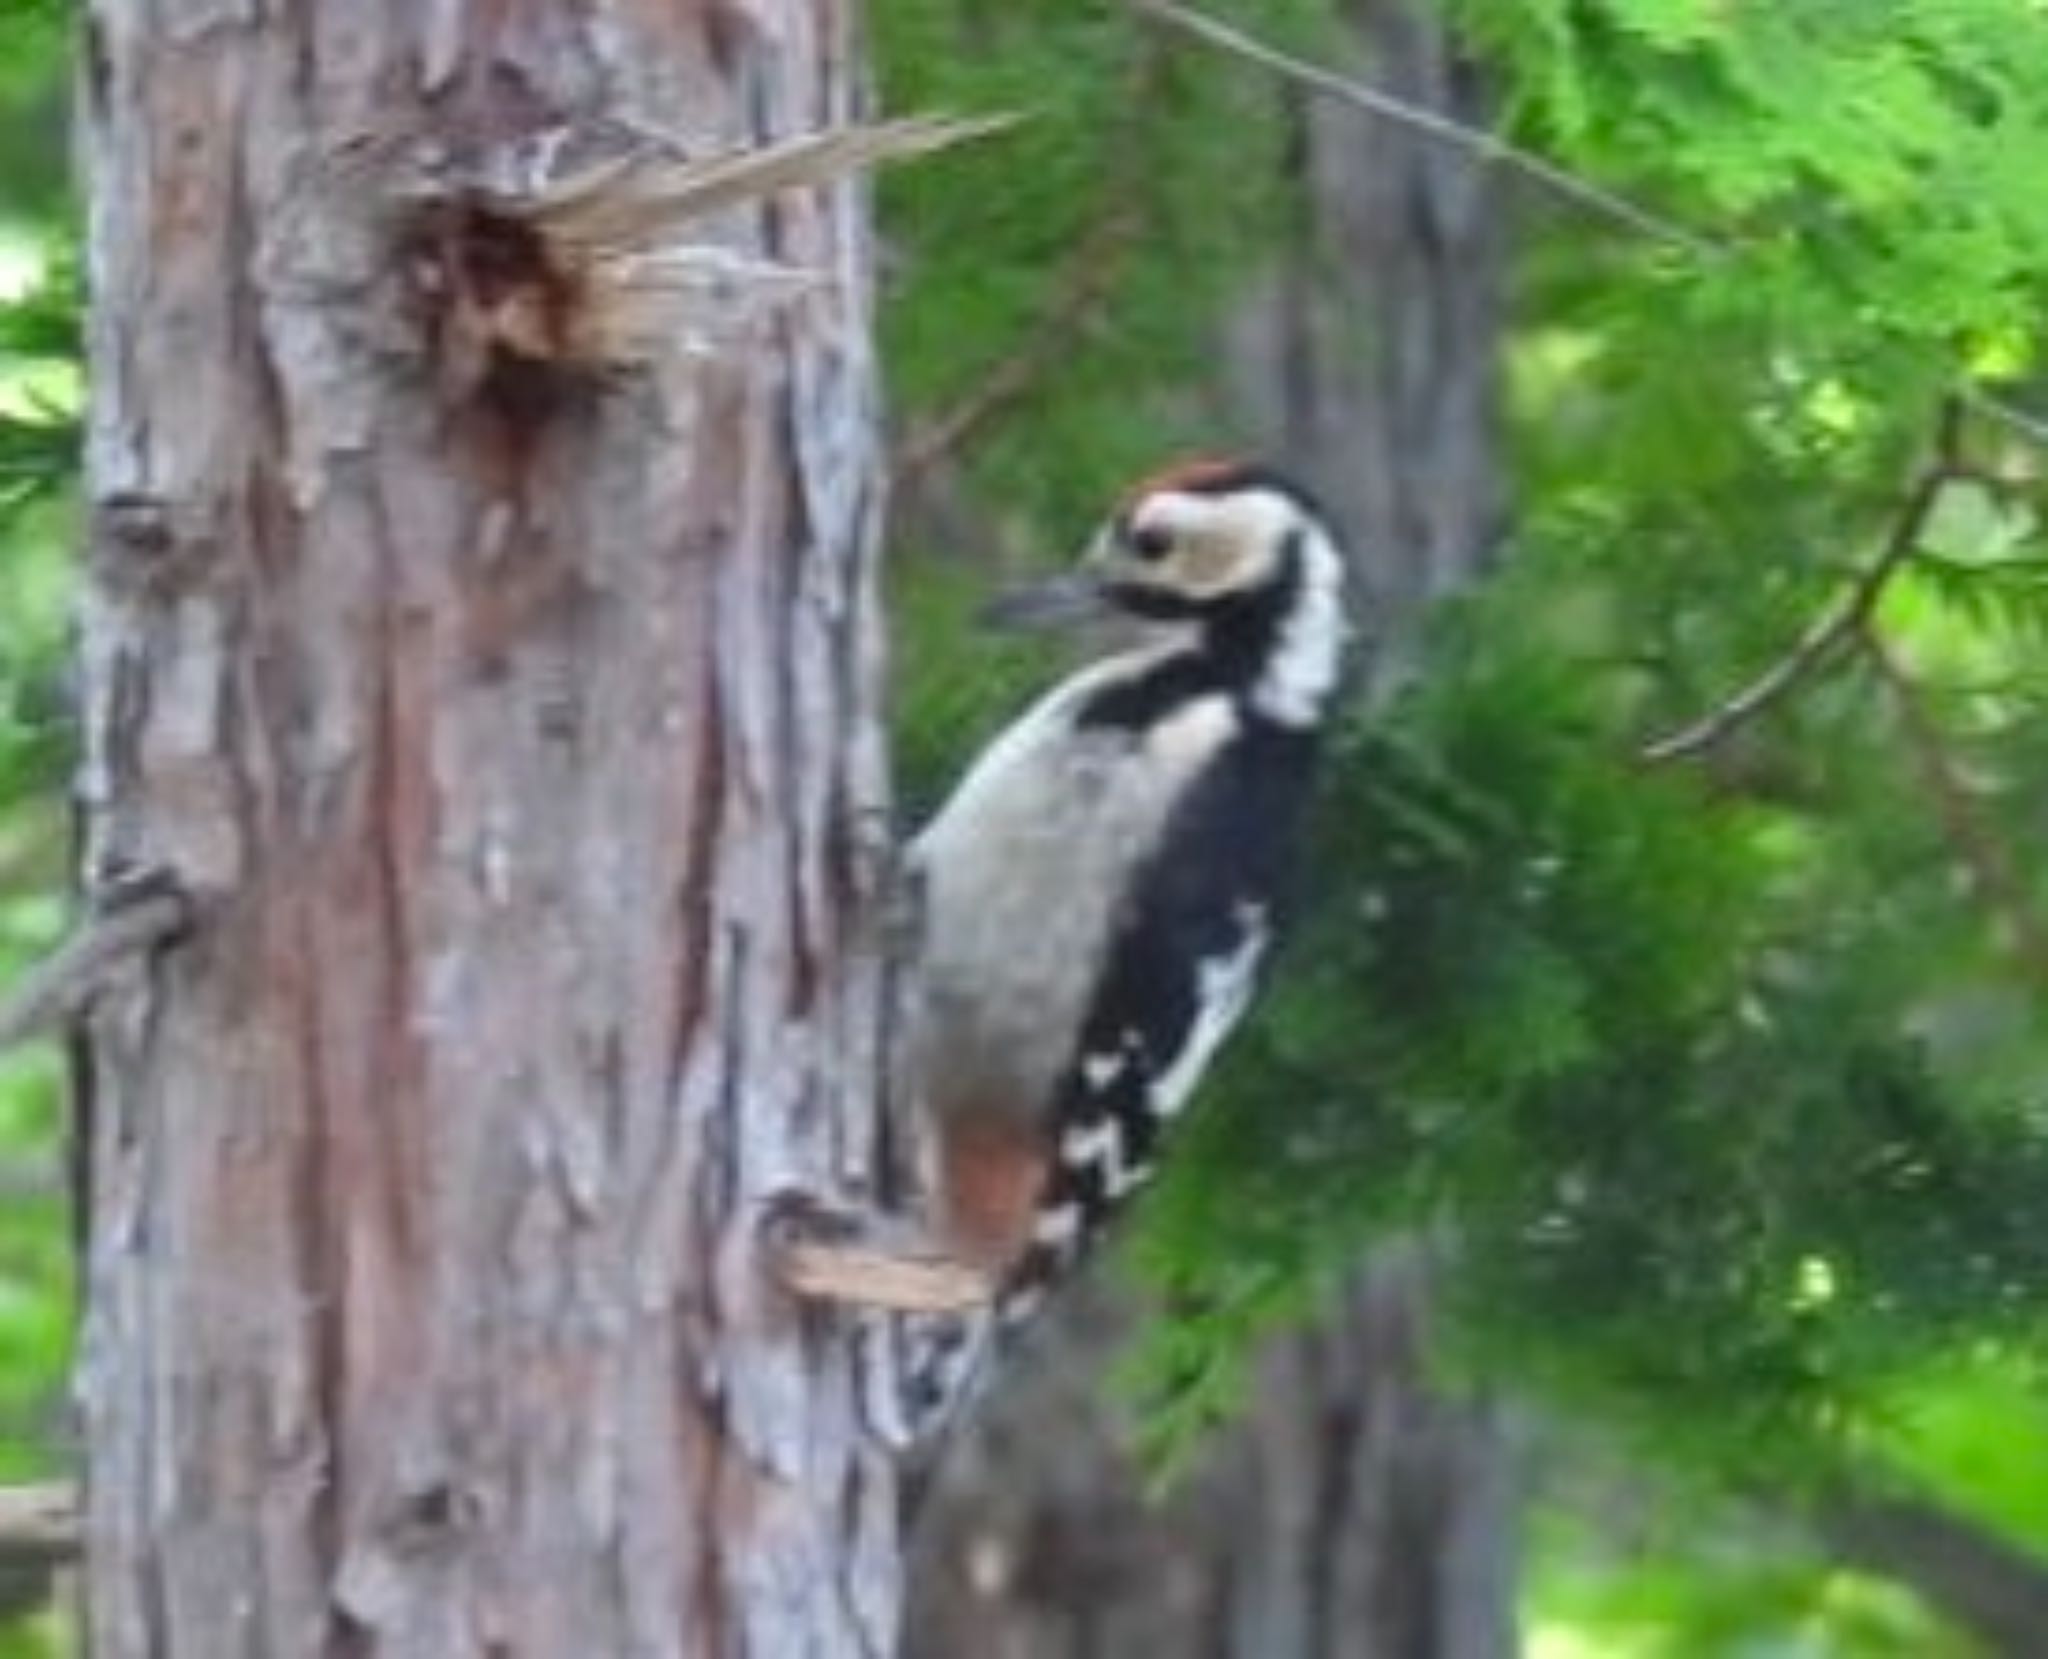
left=0, top=875, right=192, bottom=1054
left=764, top=1192, right=994, bottom=1314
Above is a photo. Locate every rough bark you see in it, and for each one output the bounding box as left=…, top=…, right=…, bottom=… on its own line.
left=907, top=3, right=1515, bottom=1654
left=76, top=5, right=898, bottom=1655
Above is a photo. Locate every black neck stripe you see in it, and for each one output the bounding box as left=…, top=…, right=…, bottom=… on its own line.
left=1076, top=532, right=1306, bottom=732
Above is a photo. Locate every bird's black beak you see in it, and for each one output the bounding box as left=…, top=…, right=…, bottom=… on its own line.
left=976, top=572, right=1112, bottom=633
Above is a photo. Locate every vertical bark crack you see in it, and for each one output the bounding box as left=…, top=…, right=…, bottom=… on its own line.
left=83, top=6, right=897, bottom=1652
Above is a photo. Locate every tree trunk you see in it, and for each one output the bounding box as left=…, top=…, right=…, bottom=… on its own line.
left=909, top=1259, right=1515, bottom=1659
left=1224, top=0, right=1505, bottom=649
left=75, top=5, right=898, bottom=1655
left=907, top=3, right=1515, bottom=1654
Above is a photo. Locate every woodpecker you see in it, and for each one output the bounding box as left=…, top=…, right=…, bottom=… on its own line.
left=910, top=459, right=1349, bottom=1325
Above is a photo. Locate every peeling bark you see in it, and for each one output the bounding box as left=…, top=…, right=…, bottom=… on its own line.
left=76, top=5, right=899, bottom=1655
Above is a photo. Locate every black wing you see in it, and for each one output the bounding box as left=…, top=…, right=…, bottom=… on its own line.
left=999, top=720, right=1317, bottom=1320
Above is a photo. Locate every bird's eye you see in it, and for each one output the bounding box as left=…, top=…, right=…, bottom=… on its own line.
left=1127, top=523, right=1175, bottom=562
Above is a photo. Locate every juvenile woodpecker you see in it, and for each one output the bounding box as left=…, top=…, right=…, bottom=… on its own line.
left=911, top=459, right=1349, bottom=1323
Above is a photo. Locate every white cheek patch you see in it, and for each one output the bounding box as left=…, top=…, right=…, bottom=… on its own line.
left=1174, top=531, right=1249, bottom=596
left=1129, top=488, right=1301, bottom=598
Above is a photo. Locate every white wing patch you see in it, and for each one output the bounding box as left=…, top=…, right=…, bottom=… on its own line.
left=1149, top=902, right=1270, bottom=1118
left=1060, top=1116, right=1121, bottom=1168
left=1059, top=1112, right=1151, bottom=1201
left=1032, top=1201, right=1085, bottom=1249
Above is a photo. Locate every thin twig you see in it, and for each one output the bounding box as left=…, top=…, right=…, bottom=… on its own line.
left=1131, top=0, right=1715, bottom=256
left=1640, top=402, right=1965, bottom=764
left=1963, top=388, right=2048, bottom=455
left=0, top=1155, right=61, bottom=1201
left=1863, top=632, right=2048, bottom=992
left=893, top=205, right=1144, bottom=489
left=0, top=1480, right=78, bottom=1570
left=0, top=887, right=191, bottom=1052
left=1139, top=0, right=2048, bottom=483
left=894, top=30, right=1165, bottom=490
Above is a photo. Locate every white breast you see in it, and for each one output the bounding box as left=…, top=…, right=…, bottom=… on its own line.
left=912, top=649, right=1237, bottom=1129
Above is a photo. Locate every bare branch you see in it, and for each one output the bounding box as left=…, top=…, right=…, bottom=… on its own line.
left=0, top=1480, right=78, bottom=1571
left=0, top=1155, right=61, bottom=1201
left=1963, top=388, right=2048, bottom=455
left=1815, top=1482, right=2048, bottom=1655
left=0, top=885, right=192, bottom=1053
left=1640, top=403, right=1964, bottom=764
left=1131, top=0, right=1714, bottom=256
left=893, top=204, right=1144, bottom=489
left=764, top=1193, right=994, bottom=1315
left=1862, top=632, right=2048, bottom=992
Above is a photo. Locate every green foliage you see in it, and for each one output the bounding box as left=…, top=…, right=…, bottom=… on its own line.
left=1447, top=0, right=2048, bottom=355
left=0, top=244, right=79, bottom=540
left=1135, top=560, right=2048, bottom=1472
left=1866, top=1354, right=2048, bottom=1555
left=0, top=16, right=75, bottom=1647
left=987, top=0, right=2048, bottom=1491
left=0, top=0, right=2035, bottom=1649
left=1531, top=1496, right=1978, bottom=1659
left=875, top=0, right=1333, bottom=537
left=882, top=0, right=2048, bottom=1645
left=0, top=229, right=74, bottom=1521
left=0, top=2, right=65, bottom=220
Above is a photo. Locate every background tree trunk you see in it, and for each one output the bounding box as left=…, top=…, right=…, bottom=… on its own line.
left=1225, top=0, right=1505, bottom=646
left=76, top=4, right=899, bottom=1654
left=909, top=1260, right=1515, bottom=1659
left=905, top=4, right=1515, bottom=1654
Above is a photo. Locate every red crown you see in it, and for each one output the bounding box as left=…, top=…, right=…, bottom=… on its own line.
left=1118, top=455, right=1250, bottom=511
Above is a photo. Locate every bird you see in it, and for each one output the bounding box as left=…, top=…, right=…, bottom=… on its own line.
left=908, top=458, right=1350, bottom=1328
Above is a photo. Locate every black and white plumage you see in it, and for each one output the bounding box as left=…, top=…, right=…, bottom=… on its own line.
left=910, top=459, right=1349, bottom=1323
